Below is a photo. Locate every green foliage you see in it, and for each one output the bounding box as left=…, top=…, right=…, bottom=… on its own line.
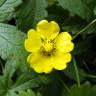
left=5, top=89, right=42, bottom=96
left=0, top=23, right=27, bottom=71
left=17, top=90, right=42, bottom=96
left=0, top=23, right=41, bottom=96
left=64, top=62, right=86, bottom=82
left=0, top=0, right=22, bottom=22
left=48, top=0, right=57, bottom=6
left=57, top=0, right=92, bottom=20
left=0, top=0, right=96, bottom=96
left=66, top=82, right=96, bottom=96
left=0, top=61, right=48, bottom=95
left=16, top=0, right=48, bottom=31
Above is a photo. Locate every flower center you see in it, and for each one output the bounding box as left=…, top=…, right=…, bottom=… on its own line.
left=44, top=42, right=53, bottom=52
left=40, top=40, right=56, bottom=56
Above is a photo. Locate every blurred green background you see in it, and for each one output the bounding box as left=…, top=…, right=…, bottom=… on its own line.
left=0, top=0, right=96, bottom=96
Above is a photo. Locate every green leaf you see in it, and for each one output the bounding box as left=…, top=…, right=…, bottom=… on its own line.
left=11, top=78, right=40, bottom=92
left=0, top=0, right=22, bottom=22
left=57, top=0, right=92, bottom=20
left=6, top=90, right=42, bottom=96
left=0, top=76, right=7, bottom=95
left=65, top=82, right=96, bottom=96
left=83, top=0, right=96, bottom=11
left=18, top=90, right=42, bottom=96
left=0, top=23, right=29, bottom=95
left=48, top=0, right=57, bottom=6
left=0, top=23, right=27, bottom=69
left=6, top=91, right=18, bottom=96
left=16, top=0, right=48, bottom=31
left=0, top=69, right=41, bottom=95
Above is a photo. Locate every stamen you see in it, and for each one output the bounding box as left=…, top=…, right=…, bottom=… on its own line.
left=39, top=40, right=56, bottom=57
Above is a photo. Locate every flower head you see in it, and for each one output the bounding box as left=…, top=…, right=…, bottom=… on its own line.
left=24, top=20, right=74, bottom=73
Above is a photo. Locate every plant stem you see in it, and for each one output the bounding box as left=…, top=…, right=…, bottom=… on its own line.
left=73, top=56, right=80, bottom=87
left=83, top=74, right=96, bottom=79
left=59, top=78, right=70, bottom=93
left=73, top=19, right=96, bottom=39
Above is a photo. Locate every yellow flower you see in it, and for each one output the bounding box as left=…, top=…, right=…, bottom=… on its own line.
left=24, top=20, right=74, bottom=73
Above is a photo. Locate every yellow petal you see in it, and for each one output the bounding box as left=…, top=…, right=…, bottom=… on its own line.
left=55, top=32, right=74, bottom=53
left=56, top=41, right=74, bottom=53
left=27, top=53, right=53, bottom=73
left=36, top=20, right=60, bottom=40
left=55, top=32, right=72, bottom=41
left=54, top=63, right=67, bottom=70
left=24, top=29, right=42, bottom=52
left=52, top=53, right=71, bottom=70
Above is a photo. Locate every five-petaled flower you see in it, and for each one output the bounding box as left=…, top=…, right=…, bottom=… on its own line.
left=24, top=20, right=74, bottom=73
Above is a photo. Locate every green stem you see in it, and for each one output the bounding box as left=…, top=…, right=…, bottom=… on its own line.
left=87, top=74, right=96, bottom=79
left=59, top=78, right=70, bottom=93
left=73, top=19, right=96, bottom=39
left=73, top=56, right=80, bottom=87
left=84, top=74, right=96, bottom=79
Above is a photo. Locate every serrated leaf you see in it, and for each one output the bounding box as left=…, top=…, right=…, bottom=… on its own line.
left=16, top=0, right=48, bottom=31
left=0, top=23, right=29, bottom=95
left=0, top=0, right=22, bottom=22
left=0, top=23, right=28, bottom=71
left=57, top=0, right=92, bottom=20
